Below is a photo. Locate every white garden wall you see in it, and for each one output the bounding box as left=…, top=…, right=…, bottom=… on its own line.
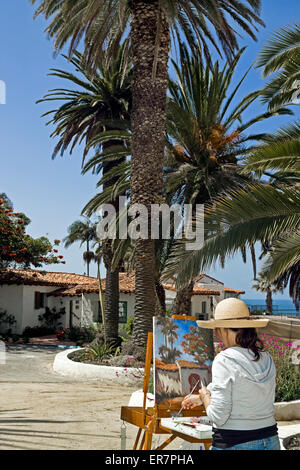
left=0, top=284, right=24, bottom=333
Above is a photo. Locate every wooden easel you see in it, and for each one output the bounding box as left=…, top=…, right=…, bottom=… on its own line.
left=120, top=315, right=213, bottom=450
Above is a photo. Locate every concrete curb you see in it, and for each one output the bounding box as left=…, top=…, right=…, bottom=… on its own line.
left=274, top=400, right=300, bottom=421
left=53, top=348, right=144, bottom=386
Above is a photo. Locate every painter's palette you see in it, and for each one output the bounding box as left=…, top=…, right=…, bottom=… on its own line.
left=161, top=417, right=213, bottom=440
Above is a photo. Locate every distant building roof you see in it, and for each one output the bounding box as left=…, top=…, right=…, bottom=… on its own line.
left=163, top=284, right=221, bottom=296
left=196, top=274, right=224, bottom=285
left=224, top=287, right=245, bottom=294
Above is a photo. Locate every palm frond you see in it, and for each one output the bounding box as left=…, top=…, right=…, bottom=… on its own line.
left=241, top=137, right=300, bottom=176
left=261, top=231, right=300, bottom=282
left=32, top=0, right=264, bottom=71
left=163, top=184, right=300, bottom=286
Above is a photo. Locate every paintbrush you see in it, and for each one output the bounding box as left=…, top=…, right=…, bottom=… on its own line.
left=175, top=379, right=201, bottom=417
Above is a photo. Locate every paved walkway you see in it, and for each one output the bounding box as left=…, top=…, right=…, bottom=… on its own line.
left=0, top=345, right=139, bottom=449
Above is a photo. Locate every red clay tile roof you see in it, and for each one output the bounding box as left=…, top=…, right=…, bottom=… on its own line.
left=0, top=269, right=95, bottom=287
left=49, top=272, right=136, bottom=297
left=224, top=287, right=245, bottom=294
left=0, top=269, right=135, bottom=297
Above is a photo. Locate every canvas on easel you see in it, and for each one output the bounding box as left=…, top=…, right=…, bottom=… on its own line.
left=153, top=316, right=214, bottom=405
left=120, top=316, right=214, bottom=450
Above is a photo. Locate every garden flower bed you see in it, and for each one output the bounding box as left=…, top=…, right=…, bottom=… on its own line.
left=53, top=348, right=145, bottom=386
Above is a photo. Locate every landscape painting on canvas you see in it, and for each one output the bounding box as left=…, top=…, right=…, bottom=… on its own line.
left=153, top=317, right=214, bottom=405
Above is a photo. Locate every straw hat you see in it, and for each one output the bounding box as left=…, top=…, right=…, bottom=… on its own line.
left=196, top=298, right=269, bottom=329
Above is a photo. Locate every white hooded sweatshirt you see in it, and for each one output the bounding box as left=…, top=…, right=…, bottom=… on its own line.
left=206, top=346, right=277, bottom=430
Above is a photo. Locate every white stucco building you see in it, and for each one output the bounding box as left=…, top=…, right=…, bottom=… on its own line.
left=0, top=269, right=244, bottom=334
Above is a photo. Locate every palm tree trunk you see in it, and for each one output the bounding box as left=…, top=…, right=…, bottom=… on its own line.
left=102, top=244, right=120, bottom=345
left=266, top=288, right=273, bottom=313
left=173, top=282, right=194, bottom=316
left=101, top=137, right=124, bottom=346
left=97, top=260, right=106, bottom=338
left=130, top=1, right=170, bottom=348
left=86, top=240, right=90, bottom=276
left=155, top=280, right=166, bottom=316
left=104, top=263, right=120, bottom=345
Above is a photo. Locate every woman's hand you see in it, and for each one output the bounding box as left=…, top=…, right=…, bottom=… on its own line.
left=181, top=394, right=202, bottom=410
left=198, top=386, right=211, bottom=409
left=199, top=386, right=209, bottom=401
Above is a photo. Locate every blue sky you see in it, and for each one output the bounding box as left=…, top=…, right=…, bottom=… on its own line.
left=0, top=1, right=299, bottom=299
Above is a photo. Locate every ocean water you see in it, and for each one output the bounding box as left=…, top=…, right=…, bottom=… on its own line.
left=245, top=299, right=300, bottom=318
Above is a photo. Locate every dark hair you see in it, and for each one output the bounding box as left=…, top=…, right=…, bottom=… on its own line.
left=230, top=328, right=264, bottom=361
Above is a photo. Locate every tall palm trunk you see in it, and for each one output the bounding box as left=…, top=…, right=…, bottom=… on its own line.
left=266, top=288, right=273, bottom=313
left=101, top=138, right=123, bottom=345
left=86, top=240, right=89, bottom=276
left=130, top=1, right=170, bottom=348
left=173, top=281, right=194, bottom=316
left=103, top=256, right=120, bottom=345
left=155, top=280, right=166, bottom=316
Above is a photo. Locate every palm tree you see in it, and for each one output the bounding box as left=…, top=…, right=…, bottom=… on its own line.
left=85, top=48, right=291, bottom=318
left=164, top=47, right=290, bottom=313
left=39, top=46, right=132, bottom=345
left=166, top=48, right=291, bottom=204
left=32, top=0, right=265, bottom=350
left=253, top=272, right=284, bottom=313
left=256, top=23, right=300, bottom=110
left=38, top=48, right=131, bottom=164
left=64, top=218, right=96, bottom=276
left=164, top=181, right=300, bottom=308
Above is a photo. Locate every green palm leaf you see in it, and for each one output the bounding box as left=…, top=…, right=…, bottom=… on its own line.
left=241, top=138, right=300, bottom=176
left=256, top=23, right=300, bottom=109
left=261, top=231, right=300, bottom=282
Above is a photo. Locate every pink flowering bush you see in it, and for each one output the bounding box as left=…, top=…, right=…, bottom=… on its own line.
left=261, top=334, right=300, bottom=402
left=214, top=332, right=300, bottom=402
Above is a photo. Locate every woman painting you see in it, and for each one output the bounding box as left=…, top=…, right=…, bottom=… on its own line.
left=182, top=297, right=281, bottom=450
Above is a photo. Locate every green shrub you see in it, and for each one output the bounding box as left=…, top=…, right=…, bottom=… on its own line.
left=88, top=343, right=115, bottom=360
left=22, top=326, right=56, bottom=337
left=0, top=309, right=17, bottom=334
left=124, top=316, right=134, bottom=336
left=59, top=326, right=98, bottom=345
left=38, top=307, right=66, bottom=331
left=69, top=343, right=114, bottom=364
